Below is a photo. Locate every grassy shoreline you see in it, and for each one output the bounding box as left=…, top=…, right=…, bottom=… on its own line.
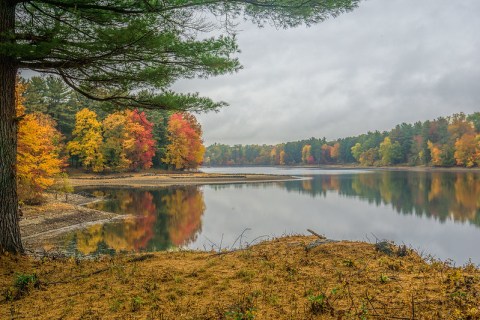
left=10, top=170, right=480, bottom=318
left=1, top=236, right=479, bottom=319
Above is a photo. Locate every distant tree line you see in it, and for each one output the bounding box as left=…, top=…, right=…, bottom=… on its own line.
left=204, top=112, right=480, bottom=168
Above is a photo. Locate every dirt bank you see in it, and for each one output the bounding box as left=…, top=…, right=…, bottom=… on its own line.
left=1, top=236, right=479, bottom=319
left=19, top=193, right=130, bottom=253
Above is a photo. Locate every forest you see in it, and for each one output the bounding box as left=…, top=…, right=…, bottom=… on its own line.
left=16, top=76, right=205, bottom=203
left=205, top=112, right=480, bottom=168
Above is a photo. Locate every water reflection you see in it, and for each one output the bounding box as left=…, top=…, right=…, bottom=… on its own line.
left=64, top=186, right=205, bottom=255
left=277, top=171, right=480, bottom=226
left=57, top=170, right=480, bottom=263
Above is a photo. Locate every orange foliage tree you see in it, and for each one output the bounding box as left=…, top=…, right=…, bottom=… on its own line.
left=331, top=143, right=340, bottom=161
left=427, top=141, right=443, bottom=166
left=163, top=113, right=205, bottom=170
left=102, top=110, right=156, bottom=172
left=125, top=110, right=156, bottom=170
left=454, top=133, right=480, bottom=167
left=16, top=83, right=64, bottom=203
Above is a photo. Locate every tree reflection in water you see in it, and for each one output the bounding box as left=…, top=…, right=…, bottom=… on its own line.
left=281, top=171, right=480, bottom=225
left=61, top=170, right=480, bottom=256
left=65, top=186, right=205, bottom=255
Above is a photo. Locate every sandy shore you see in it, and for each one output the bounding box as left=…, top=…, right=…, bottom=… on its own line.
left=19, top=193, right=131, bottom=253
left=69, top=172, right=300, bottom=187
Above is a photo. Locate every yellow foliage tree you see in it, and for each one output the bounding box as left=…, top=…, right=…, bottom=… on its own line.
left=67, top=108, right=104, bottom=172
left=101, top=112, right=131, bottom=171
left=16, top=83, right=64, bottom=203
left=279, top=150, right=286, bottom=165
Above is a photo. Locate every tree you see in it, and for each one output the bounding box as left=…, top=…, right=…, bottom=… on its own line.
left=22, top=76, right=82, bottom=139
left=301, top=144, right=312, bottom=164
left=427, top=141, right=443, bottom=167
left=125, top=110, right=156, bottom=170
left=379, top=137, right=402, bottom=166
left=16, top=83, right=65, bottom=204
left=163, top=113, right=205, bottom=170
left=351, top=143, right=363, bottom=162
left=100, top=110, right=155, bottom=171
left=359, top=148, right=379, bottom=166
left=101, top=112, right=131, bottom=171
left=67, top=108, right=105, bottom=172
left=330, top=143, right=340, bottom=161
left=454, top=133, right=480, bottom=168
left=0, top=0, right=360, bottom=252
left=143, top=109, right=171, bottom=168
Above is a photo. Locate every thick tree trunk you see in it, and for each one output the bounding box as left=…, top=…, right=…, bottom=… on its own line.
left=0, top=1, right=23, bottom=253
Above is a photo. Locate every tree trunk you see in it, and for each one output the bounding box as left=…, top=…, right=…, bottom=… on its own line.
left=0, top=0, right=23, bottom=253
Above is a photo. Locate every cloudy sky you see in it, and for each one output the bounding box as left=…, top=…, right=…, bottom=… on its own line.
left=174, top=0, right=480, bottom=146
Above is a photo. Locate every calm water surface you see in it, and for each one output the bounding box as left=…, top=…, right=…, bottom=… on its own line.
left=56, top=168, right=480, bottom=264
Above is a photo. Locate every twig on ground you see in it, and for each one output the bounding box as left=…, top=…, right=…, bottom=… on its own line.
left=306, top=229, right=326, bottom=239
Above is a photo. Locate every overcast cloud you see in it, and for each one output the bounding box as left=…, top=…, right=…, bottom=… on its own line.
left=173, top=0, right=480, bottom=145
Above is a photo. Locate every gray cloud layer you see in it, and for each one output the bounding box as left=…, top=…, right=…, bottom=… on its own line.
left=174, top=0, right=480, bottom=145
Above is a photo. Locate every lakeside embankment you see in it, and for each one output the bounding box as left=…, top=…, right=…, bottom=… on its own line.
left=1, top=235, right=479, bottom=319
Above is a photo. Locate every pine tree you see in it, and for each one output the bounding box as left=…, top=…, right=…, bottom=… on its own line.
left=0, top=0, right=360, bottom=253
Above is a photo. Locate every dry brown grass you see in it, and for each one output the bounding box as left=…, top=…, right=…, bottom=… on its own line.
left=1, top=236, right=479, bottom=319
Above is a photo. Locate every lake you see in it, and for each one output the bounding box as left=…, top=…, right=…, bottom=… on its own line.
left=57, top=167, right=480, bottom=264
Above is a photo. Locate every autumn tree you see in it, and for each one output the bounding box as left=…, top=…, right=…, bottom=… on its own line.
left=321, top=144, right=333, bottom=164
left=331, top=143, right=340, bottom=161
left=351, top=143, right=363, bottom=162
left=101, top=112, right=130, bottom=171
left=67, top=109, right=104, bottom=172
left=270, top=147, right=278, bottom=165
left=163, top=113, right=205, bottom=170
left=143, top=109, right=171, bottom=168
left=101, top=110, right=155, bottom=171
left=427, top=141, right=443, bottom=167
left=279, top=150, right=286, bottom=165
left=16, top=83, right=64, bottom=204
left=0, top=0, right=360, bottom=252
left=359, top=148, right=379, bottom=166
left=454, top=133, right=480, bottom=167
left=379, top=137, right=402, bottom=166
left=125, top=110, right=156, bottom=170
left=301, top=144, right=312, bottom=164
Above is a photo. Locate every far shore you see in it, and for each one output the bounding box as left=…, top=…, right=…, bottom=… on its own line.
left=202, top=164, right=480, bottom=172
left=67, top=165, right=480, bottom=189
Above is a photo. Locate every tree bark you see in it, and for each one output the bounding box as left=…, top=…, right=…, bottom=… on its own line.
left=0, top=0, right=23, bottom=253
